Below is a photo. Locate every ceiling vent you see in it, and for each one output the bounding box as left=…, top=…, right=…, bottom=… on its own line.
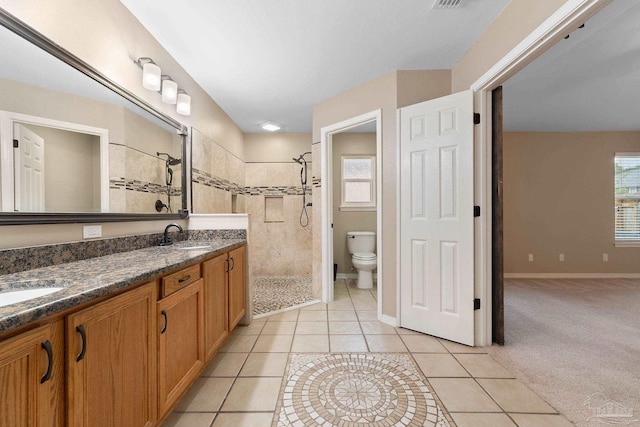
left=432, top=0, right=470, bottom=9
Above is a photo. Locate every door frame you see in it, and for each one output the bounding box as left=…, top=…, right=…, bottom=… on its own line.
left=471, top=0, right=613, bottom=345
left=0, top=110, right=110, bottom=212
left=320, top=109, right=382, bottom=316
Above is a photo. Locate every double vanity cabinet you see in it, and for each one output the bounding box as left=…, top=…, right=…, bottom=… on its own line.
left=0, top=244, right=246, bottom=427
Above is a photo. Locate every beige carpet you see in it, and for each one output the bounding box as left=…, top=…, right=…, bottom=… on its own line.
left=273, top=353, right=454, bottom=426
left=487, top=278, right=640, bottom=427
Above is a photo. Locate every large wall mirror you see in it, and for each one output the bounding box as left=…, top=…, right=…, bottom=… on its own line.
left=0, top=9, right=188, bottom=225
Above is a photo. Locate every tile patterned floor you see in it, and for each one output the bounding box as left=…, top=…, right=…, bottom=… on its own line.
left=164, top=279, right=574, bottom=427
left=252, top=276, right=315, bottom=315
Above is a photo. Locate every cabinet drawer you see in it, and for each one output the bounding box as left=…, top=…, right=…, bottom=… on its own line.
left=161, top=264, right=201, bottom=297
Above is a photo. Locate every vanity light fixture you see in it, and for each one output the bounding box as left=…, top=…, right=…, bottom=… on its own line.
left=136, top=57, right=191, bottom=116
left=136, top=57, right=161, bottom=91
left=176, top=90, right=191, bottom=116
left=161, top=76, right=178, bottom=104
left=261, top=121, right=281, bottom=132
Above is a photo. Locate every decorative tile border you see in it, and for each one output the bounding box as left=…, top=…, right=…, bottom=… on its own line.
left=110, top=178, right=181, bottom=196
left=192, top=168, right=311, bottom=197
left=0, top=229, right=245, bottom=275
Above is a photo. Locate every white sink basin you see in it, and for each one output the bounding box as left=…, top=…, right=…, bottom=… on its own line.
left=0, top=287, right=63, bottom=308
left=175, top=243, right=212, bottom=250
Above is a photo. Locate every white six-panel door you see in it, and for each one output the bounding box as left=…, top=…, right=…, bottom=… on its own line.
left=14, top=123, right=45, bottom=212
left=399, top=90, right=475, bottom=346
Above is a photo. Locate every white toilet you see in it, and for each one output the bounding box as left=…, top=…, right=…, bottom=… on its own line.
left=346, top=231, right=377, bottom=289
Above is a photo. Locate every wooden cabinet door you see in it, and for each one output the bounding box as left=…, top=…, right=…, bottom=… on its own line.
left=66, top=283, right=157, bottom=427
left=0, top=320, right=64, bottom=427
left=157, top=278, right=204, bottom=418
left=228, top=245, right=246, bottom=331
left=202, top=254, right=229, bottom=361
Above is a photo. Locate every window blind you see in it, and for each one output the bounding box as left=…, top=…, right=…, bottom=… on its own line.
left=614, top=154, right=640, bottom=240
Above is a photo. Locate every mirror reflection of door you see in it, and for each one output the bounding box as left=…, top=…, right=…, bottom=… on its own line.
left=14, top=123, right=45, bottom=212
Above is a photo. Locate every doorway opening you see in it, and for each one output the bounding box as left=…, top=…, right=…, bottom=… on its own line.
left=320, top=110, right=382, bottom=318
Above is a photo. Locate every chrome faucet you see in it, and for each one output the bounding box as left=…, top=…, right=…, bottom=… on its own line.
left=159, top=223, right=184, bottom=246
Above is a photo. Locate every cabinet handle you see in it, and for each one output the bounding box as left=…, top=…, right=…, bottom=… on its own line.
left=178, top=275, right=192, bottom=283
left=40, top=340, right=53, bottom=384
left=161, top=310, right=168, bottom=334
left=76, top=325, right=86, bottom=362
left=225, top=259, right=229, bottom=273
left=230, top=257, right=235, bottom=271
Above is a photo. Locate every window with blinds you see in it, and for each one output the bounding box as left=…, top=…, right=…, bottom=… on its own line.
left=341, top=155, right=376, bottom=211
left=614, top=154, right=640, bottom=241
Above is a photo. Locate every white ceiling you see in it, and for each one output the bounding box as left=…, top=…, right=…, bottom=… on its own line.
left=120, top=0, right=511, bottom=133
left=503, top=0, right=640, bottom=132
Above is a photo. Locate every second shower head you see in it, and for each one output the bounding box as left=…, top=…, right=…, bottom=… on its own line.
left=157, top=152, right=182, bottom=166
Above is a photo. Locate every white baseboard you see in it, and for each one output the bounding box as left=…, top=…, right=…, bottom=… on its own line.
left=379, top=314, right=397, bottom=327
left=188, top=213, right=248, bottom=230
left=505, top=273, right=640, bottom=279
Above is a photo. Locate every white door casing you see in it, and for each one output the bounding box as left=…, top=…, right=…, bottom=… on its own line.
left=399, top=90, right=475, bottom=346
left=14, top=123, right=45, bottom=212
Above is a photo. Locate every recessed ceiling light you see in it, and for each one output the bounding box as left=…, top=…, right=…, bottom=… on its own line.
left=261, top=121, right=281, bottom=132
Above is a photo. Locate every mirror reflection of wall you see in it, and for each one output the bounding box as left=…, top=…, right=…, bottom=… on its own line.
left=191, top=127, right=245, bottom=214
left=0, top=19, right=184, bottom=215
left=18, top=123, right=101, bottom=212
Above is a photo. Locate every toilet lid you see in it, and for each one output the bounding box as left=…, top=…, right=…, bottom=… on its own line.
left=353, top=252, right=376, bottom=260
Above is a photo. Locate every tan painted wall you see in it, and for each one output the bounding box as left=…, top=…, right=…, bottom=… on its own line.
left=23, top=124, right=100, bottom=212
left=332, top=133, right=377, bottom=275
left=504, top=132, right=640, bottom=273
left=312, top=70, right=451, bottom=316
left=451, top=0, right=569, bottom=91
left=0, top=0, right=243, bottom=249
left=244, top=133, right=312, bottom=163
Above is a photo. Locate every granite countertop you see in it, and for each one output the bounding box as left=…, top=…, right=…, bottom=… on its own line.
left=0, top=239, right=245, bottom=335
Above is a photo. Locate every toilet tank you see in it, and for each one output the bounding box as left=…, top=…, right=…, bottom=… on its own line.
left=346, top=231, right=375, bottom=254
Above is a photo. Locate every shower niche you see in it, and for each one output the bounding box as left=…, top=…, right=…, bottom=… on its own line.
left=264, top=196, right=284, bottom=223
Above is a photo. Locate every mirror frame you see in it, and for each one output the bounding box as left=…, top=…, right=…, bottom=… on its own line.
left=0, top=8, right=189, bottom=225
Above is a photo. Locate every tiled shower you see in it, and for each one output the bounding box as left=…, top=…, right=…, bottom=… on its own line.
left=191, top=130, right=315, bottom=315
left=245, top=162, right=315, bottom=315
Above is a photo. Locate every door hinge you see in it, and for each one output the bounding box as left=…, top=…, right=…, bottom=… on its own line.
left=13, top=139, right=18, bottom=148
left=474, top=206, right=480, bottom=217
left=473, top=113, right=481, bottom=125
left=474, top=298, right=481, bottom=310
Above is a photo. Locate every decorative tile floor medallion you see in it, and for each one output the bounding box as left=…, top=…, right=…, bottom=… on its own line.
left=253, top=276, right=314, bottom=315
left=274, top=353, right=454, bottom=427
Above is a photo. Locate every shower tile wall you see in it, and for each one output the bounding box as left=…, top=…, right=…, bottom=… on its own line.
left=192, top=129, right=246, bottom=214
left=109, top=144, right=182, bottom=214
left=245, top=163, right=313, bottom=280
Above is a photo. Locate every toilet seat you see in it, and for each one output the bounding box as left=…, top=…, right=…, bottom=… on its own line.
left=353, top=252, right=376, bottom=261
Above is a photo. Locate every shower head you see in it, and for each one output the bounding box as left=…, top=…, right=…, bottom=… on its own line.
left=293, top=152, right=311, bottom=164
left=157, top=152, right=182, bottom=166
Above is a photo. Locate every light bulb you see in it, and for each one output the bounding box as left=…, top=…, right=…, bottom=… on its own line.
left=176, top=91, right=191, bottom=115
left=142, top=62, right=161, bottom=91
left=161, top=77, right=178, bottom=104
